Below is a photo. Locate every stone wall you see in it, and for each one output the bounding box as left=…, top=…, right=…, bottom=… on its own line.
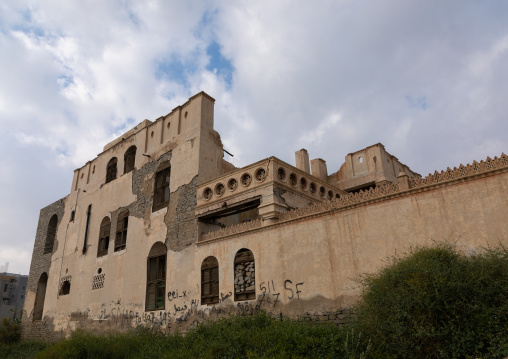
left=22, top=197, right=66, bottom=340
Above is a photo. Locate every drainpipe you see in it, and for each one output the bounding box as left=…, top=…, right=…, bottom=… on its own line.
left=82, top=204, right=92, bottom=254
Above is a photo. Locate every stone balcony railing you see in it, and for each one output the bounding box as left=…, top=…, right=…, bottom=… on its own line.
left=196, top=157, right=347, bottom=210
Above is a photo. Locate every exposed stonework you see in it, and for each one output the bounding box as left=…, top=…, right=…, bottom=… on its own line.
left=165, top=175, right=198, bottom=251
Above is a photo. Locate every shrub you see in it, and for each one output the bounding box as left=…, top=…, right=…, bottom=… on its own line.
left=0, top=318, right=21, bottom=344
left=355, top=242, right=508, bottom=358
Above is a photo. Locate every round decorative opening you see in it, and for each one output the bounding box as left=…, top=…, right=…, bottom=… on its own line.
left=98, top=268, right=102, bottom=274
left=255, top=168, right=267, bottom=182
left=227, top=178, right=238, bottom=191
left=277, top=167, right=286, bottom=181
left=309, top=182, right=316, bottom=194
left=320, top=186, right=326, bottom=198
left=241, top=173, right=252, bottom=187
left=300, top=177, right=308, bottom=191
left=167, top=122, right=170, bottom=129
left=289, top=173, right=297, bottom=187
left=151, top=131, right=154, bottom=138
left=184, top=111, right=188, bottom=119
left=215, top=183, right=225, bottom=197
left=358, top=156, right=363, bottom=164
left=203, top=187, right=213, bottom=201
left=328, top=190, right=333, bottom=200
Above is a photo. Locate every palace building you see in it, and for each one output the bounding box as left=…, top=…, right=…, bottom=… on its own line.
left=22, top=91, right=508, bottom=339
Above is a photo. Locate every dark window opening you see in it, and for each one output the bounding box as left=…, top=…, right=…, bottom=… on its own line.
left=70, top=210, right=75, bottom=222
left=124, top=146, right=136, bottom=174
left=199, top=198, right=261, bottom=239
left=115, top=210, right=129, bottom=251
left=59, top=280, right=71, bottom=296
left=106, top=157, right=117, bottom=183
left=44, top=214, right=58, bottom=254
left=234, top=249, right=256, bottom=301
left=3, top=284, right=7, bottom=292
left=201, top=256, right=219, bottom=305
left=33, top=273, right=48, bottom=321
left=152, top=166, right=171, bottom=212
left=347, top=182, right=376, bottom=194
left=146, top=242, right=166, bottom=311
left=97, top=217, right=111, bottom=257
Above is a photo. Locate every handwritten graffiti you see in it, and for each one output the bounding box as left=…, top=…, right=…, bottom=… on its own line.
left=167, top=289, right=187, bottom=301
left=257, top=279, right=304, bottom=309
left=220, top=291, right=233, bottom=302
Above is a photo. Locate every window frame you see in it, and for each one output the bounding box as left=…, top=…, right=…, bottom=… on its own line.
left=106, top=157, right=118, bottom=183
left=124, top=146, right=136, bottom=174
left=234, top=249, right=256, bottom=301
left=152, top=166, right=171, bottom=212
left=97, top=217, right=111, bottom=257
left=201, top=256, right=219, bottom=305
left=145, top=243, right=167, bottom=311
left=114, top=210, right=129, bottom=252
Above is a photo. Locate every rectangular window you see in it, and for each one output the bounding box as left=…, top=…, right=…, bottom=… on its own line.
left=201, top=267, right=219, bottom=304
left=146, top=255, right=166, bottom=311
left=152, top=167, right=170, bottom=212
left=115, top=212, right=129, bottom=252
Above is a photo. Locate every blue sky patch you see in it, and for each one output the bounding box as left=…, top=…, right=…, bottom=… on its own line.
left=206, top=41, right=233, bottom=87
left=405, top=95, right=428, bottom=110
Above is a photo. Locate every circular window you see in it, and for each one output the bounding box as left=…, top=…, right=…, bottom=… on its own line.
left=309, top=182, right=316, bottom=194
left=300, top=177, right=308, bottom=191
left=98, top=268, right=102, bottom=274
left=228, top=178, right=238, bottom=191
left=255, top=168, right=267, bottom=182
left=203, top=187, right=213, bottom=201
left=241, top=173, right=252, bottom=187
left=320, top=186, right=326, bottom=198
left=277, top=167, right=286, bottom=181
left=215, top=183, right=225, bottom=197
left=289, top=173, right=297, bottom=187
left=328, top=190, right=333, bottom=200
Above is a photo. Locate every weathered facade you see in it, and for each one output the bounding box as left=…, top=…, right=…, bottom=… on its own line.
left=22, top=91, right=508, bottom=340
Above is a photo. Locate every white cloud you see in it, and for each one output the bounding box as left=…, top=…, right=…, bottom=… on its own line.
left=1, top=0, right=508, bottom=274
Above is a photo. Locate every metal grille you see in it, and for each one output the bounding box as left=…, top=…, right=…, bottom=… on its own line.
left=92, top=273, right=105, bottom=290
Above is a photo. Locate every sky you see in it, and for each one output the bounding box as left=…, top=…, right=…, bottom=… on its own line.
left=1, top=0, right=508, bottom=275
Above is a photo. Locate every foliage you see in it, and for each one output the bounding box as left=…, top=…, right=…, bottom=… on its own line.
left=355, top=242, right=508, bottom=358
left=0, top=318, right=21, bottom=344
left=34, top=313, right=369, bottom=359
left=0, top=340, right=49, bottom=359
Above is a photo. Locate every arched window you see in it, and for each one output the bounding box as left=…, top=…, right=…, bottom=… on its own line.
left=97, top=217, right=111, bottom=257
left=33, top=273, right=48, bottom=321
left=146, top=242, right=166, bottom=311
left=114, top=210, right=129, bottom=252
left=124, top=146, right=136, bottom=174
left=106, top=157, right=117, bottom=183
left=43, top=215, right=58, bottom=254
left=152, top=162, right=171, bottom=212
left=234, top=248, right=256, bottom=301
left=201, top=256, right=219, bottom=304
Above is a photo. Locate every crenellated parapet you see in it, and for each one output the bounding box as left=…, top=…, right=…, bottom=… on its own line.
left=409, top=154, right=508, bottom=189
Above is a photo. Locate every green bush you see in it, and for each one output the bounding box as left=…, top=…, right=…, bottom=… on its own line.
left=0, top=318, right=21, bottom=344
left=355, top=242, right=508, bottom=358
left=35, top=313, right=369, bottom=358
